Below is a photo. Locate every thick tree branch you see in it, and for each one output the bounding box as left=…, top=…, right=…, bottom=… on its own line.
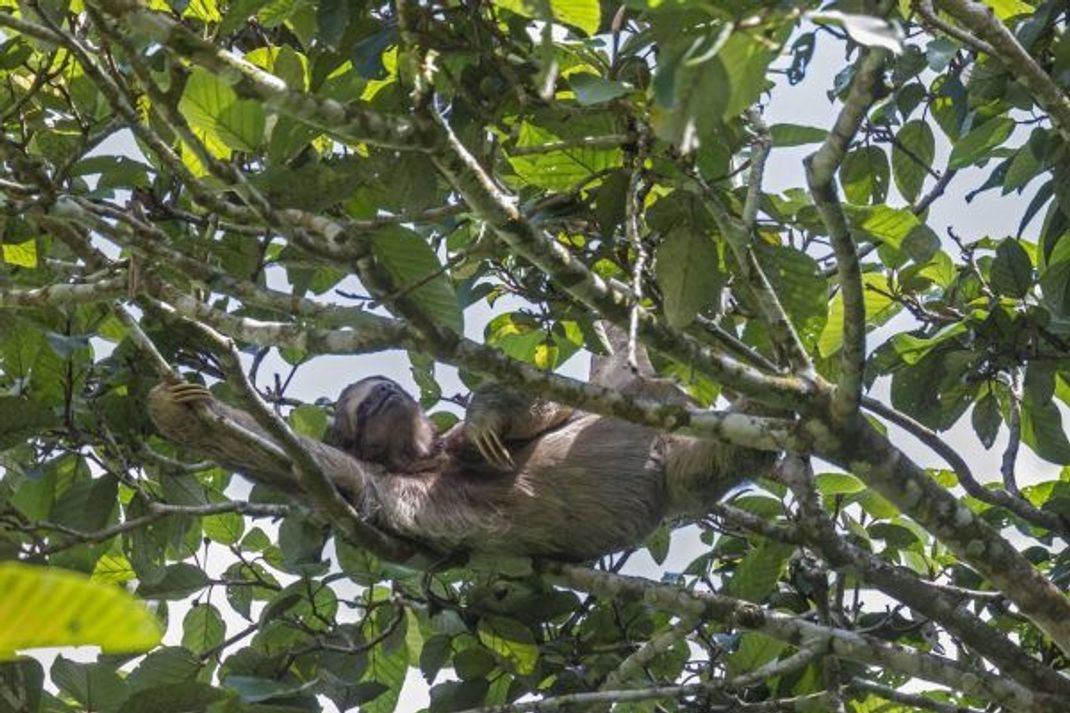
left=821, top=420, right=1070, bottom=659
left=847, top=678, right=986, bottom=713
left=861, top=396, right=1069, bottom=537
left=805, top=48, right=888, bottom=423
left=913, top=0, right=996, bottom=56
left=0, top=274, right=126, bottom=308
left=777, top=455, right=1070, bottom=696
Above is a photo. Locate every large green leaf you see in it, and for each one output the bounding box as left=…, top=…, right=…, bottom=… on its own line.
left=477, top=615, right=538, bottom=675
left=892, top=120, right=935, bottom=203
left=1021, top=397, right=1070, bottom=464
left=990, top=238, right=1033, bottom=298
left=178, top=67, right=265, bottom=157
left=655, top=226, right=724, bottom=328
left=840, top=146, right=889, bottom=205
left=948, top=117, right=1014, bottom=169
left=492, top=0, right=600, bottom=35
left=724, top=540, right=794, bottom=604
left=507, top=121, right=621, bottom=191
left=0, top=562, right=161, bottom=658
left=844, top=204, right=940, bottom=263
left=371, top=226, right=464, bottom=335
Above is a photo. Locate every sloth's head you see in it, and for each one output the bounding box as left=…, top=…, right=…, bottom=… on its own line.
left=330, top=377, right=435, bottom=469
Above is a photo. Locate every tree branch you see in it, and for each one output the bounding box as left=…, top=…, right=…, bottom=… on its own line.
left=542, top=563, right=1053, bottom=712
left=94, top=0, right=435, bottom=150
left=805, top=48, right=888, bottom=423
left=38, top=501, right=289, bottom=556
left=824, top=419, right=1070, bottom=659
left=861, top=395, right=1069, bottom=536
left=776, top=454, right=1070, bottom=696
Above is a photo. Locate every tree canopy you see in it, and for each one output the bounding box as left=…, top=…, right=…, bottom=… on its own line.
left=1, top=0, right=1069, bottom=712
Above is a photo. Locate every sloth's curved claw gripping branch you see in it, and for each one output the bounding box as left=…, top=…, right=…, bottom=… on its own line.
left=471, top=426, right=515, bottom=471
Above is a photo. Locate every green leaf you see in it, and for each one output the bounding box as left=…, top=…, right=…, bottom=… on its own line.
left=725, top=633, right=786, bottom=677
left=948, top=117, right=1015, bottom=170
left=840, top=146, right=889, bottom=205
left=982, top=0, right=1034, bottom=20
left=181, top=603, right=225, bottom=655
left=644, top=524, right=671, bottom=566
left=815, top=472, right=867, bottom=495
left=972, top=394, right=1001, bottom=449
left=119, top=682, right=228, bottom=713
left=0, top=562, right=161, bottom=658
left=371, top=226, right=464, bottom=335
left=569, top=73, right=631, bottom=105
left=203, top=511, right=245, bottom=546
left=492, top=0, right=600, bottom=36
left=891, top=322, right=969, bottom=365
left=289, top=403, right=328, bottom=439
left=1, top=240, right=37, bottom=268
left=892, top=120, right=935, bottom=203
left=844, top=204, right=939, bottom=262
left=1021, top=398, right=1070, bottom=465
left=718, top=31, right=777, bottom=121
left=219, top=0, right=273, bottom=35
left=655, top=226, right=724, bottom=328
left=0, top=396, right=58, bottom=449
left=724, top=540, right=794, bottom=604
left=769, top=124, right=827, bottom=147
left=51, top=658, right=128, bottom=712
left=508, top=121, right=621, bottom=190
left=126, top=647, right=201, bottom=691
left=818, top=273, right=900, bottom=358
left=477, top=616, right=538, bottom=675
left=222, top=675, right=318, bottom=703
left=316, top=0, right=350, bottom=50
left=990, top=238, right=1033, bottom=298
left=138, top=563, right=210, bottom=600
left=754, top=244, right=827, bottom=347
left=178, top=67, right=265, bottom=157
left=361, top=608, right=408, bottom=713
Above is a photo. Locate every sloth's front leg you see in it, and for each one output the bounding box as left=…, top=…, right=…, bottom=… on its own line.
left=464, top=384, right=575, bottom=471
left=464, top=397, right=515, bottom=471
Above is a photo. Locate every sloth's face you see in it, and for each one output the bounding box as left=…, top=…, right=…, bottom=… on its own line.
left=332, top=377, right=431, bottom=467
left=348, top=377, right=415, bottom=423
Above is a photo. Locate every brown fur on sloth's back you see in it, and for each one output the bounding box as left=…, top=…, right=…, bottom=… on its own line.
left=147, top=384, right=773, bottom=560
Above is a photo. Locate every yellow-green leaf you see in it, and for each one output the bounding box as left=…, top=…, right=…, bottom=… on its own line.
left=493, top=0, right=600, bottom=36
left=478, top=615, right=538, bottom=675
left=0, top=562, right=161, bottom=658
left=1, top=240, right=37, bottom=268
left=982, top=0, right=1033, bottom=19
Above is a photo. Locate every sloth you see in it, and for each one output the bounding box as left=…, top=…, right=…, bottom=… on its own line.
left=147, top=340, right=779, bottom=560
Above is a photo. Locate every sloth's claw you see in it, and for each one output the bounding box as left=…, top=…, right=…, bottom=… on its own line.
left=167, top=382, right=212, bottom=406
left=473, top=429, right=514, bottom=471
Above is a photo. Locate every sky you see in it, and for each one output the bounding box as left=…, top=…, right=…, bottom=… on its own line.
left=17, top=14, right=1066, bottom=712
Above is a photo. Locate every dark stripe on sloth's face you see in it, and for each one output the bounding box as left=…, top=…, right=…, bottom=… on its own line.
left=356, top=379, right=405, bottom=423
